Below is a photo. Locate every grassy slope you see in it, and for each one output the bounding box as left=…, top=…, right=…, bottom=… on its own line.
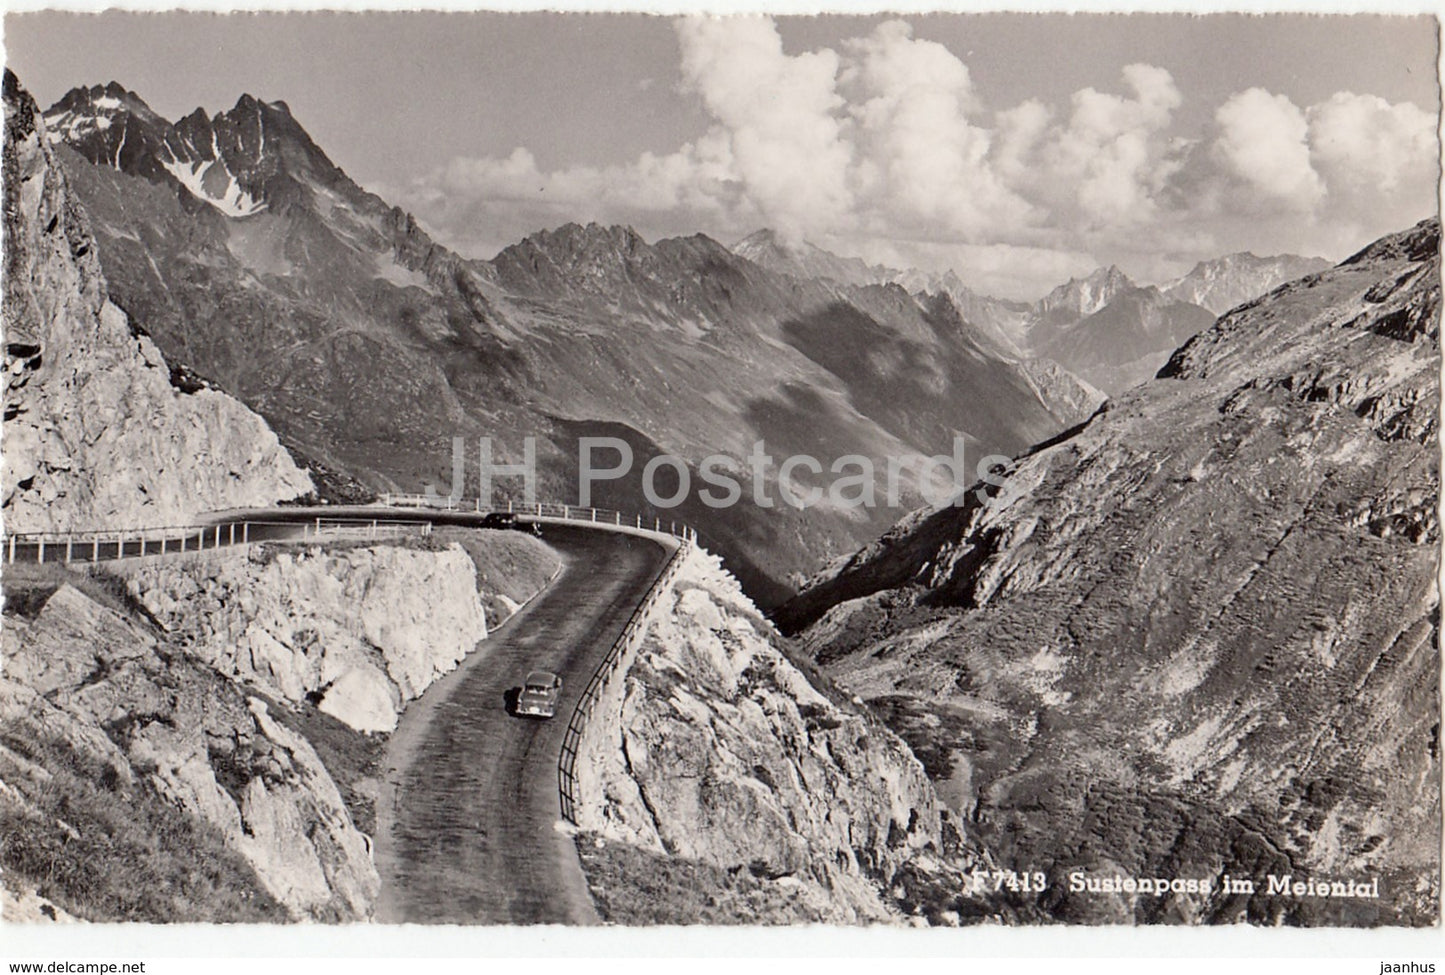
left=575, top=833, right=833, bottom=925
left=0, top=720, right=288, bottom=923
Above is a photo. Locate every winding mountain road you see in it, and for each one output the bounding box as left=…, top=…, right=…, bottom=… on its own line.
left=7, top=505, right=677, bottom=922
left=372, top=522, right=673, bottom=925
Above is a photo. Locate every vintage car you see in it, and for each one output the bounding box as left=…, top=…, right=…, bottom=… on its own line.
left=482, top=511, right=543, bottom=536
left=515, top=670, right=562, bottom=718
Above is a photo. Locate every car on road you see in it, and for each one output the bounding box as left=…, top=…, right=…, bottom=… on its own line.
left=482, top=511, right=543, bottom=536
left=515, top=671, right=562, bottom=718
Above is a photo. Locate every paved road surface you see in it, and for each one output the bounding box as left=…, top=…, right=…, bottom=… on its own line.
left=373, top=523, right=672, bottom=924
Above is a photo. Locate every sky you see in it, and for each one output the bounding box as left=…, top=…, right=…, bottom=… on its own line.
left=4, top=10, right=1440, bottom=298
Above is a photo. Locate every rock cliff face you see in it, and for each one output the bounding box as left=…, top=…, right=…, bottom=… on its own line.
left=2, top=72, right=311, bottom=533
left=781, top=219, right=1440, bottom=925
left=1, top=583, right=378, bottom=920
left=116, top=542, right=491, bottom=733
left=574, top=547, right=960, bottom=923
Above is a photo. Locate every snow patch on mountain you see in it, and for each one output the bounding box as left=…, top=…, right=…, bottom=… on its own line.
left=160, top=151, right=266, bottom=217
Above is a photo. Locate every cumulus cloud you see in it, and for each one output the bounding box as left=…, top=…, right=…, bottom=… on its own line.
left=1308, top=92, right=1437, bottom=210
left=1041, top=64, right=1184, bottom=227
left=676, top=16, right=852, bottom=239
left=841, top=20, right=1033, bottom=236
left=388, top=15, right=1438, bottom=299
left=1211, top=88, right=1325, bottom=212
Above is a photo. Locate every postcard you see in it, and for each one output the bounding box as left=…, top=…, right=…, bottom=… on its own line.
left=1, top=6, right=1439, bottom=966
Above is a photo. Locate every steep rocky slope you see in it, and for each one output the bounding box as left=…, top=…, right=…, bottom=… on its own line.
left=45, top=82, right=1091, bottom=605
left=780, top=219, right=1440, bottom=925
left=572, top=547, right=973, bottom=924
left=2, top=580, right=378, bottom=920
left=2, top=72, right=311, bottom=532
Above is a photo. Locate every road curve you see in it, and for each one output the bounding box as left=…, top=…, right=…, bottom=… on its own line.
left=373, top=522, right=673, bottom=925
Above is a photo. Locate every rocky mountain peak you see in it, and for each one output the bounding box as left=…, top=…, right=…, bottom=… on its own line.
left=1342, top=214, right=1440, bottom=266
left=734, top=227, right=783, bottom=250
left=1036, top=263, right=1137, bottom=320
left=1162, top=250, right=1334, bottom=315
left=42, top=83, right=172, bottom=178
left=4, top=70, right=312, bottom=529
left=44, top=83, right=346, bottom=219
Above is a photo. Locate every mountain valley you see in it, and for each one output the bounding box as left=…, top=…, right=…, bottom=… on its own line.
left=777, top=217, right=1440, bottom=925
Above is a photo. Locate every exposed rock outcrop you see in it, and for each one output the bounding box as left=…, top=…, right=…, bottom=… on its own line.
left=574, top=547, right=960, bottom=923
left=116, top=542, right=491, bottom=733
left=1, top=583, right=378, bottom=920
left=2, top=71, right=310, bottom=533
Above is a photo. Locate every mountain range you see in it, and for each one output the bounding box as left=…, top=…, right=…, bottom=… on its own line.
left=733, top=230, right=1330, bottom=394
left=3, top=75, right=310, bottom=532
left=42, top=80, right=1328, bottom=605
left=41, top=81, right=1101, bottom=605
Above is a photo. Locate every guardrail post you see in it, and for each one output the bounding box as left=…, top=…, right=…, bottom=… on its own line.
left=229, top=524, right=235, bottom=546
left=7, top=535, right=14, bottom=562
left=243, top=522, right=249, bottom=545
left=64, top=538, right=73, bottom=563
left=507, top=500, right=513, bottom=513
left=37, top=540, right=44, bottom=564
left=160, top=536, right=167, bottom=555
left=93, top=537, right=100, bottom=561
left=180, top=533, right=187, bottom=552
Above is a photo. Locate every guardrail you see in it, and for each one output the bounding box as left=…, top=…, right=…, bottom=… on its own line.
left=4, top=497, right=699, bottom=828
left=378, top=494, right=695, bottom=539
left=555, top=532, right=691, bottom=826
left=378, top=494, right=699, bottom=825
left=1, top=516, right=436, bottom=564
left=3, top=501, right=702, bottom=566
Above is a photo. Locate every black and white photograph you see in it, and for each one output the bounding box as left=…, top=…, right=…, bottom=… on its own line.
left=0, top=3, right=1439, bottom=964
